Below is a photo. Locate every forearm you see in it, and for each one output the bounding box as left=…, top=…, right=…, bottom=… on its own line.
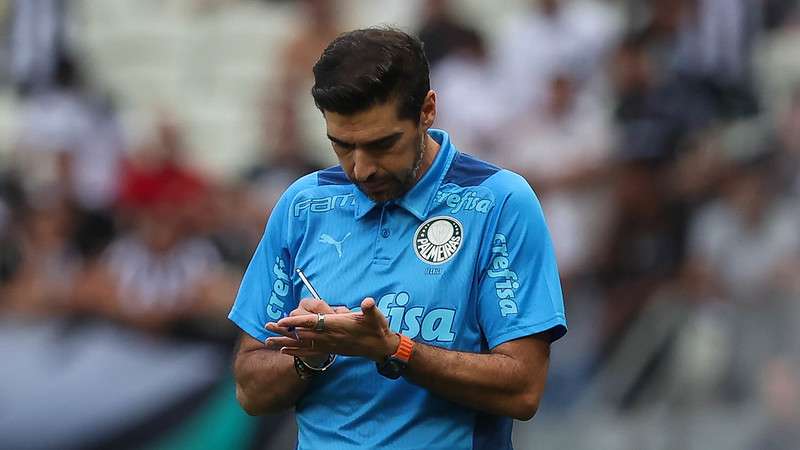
left=269, top=302, right=552, bottom=420
left=234, top=344, right=308, bottom=415
left=403, top=341, right=549, bottom=420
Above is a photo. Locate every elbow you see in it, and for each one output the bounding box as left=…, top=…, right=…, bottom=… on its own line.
left=235, top=381, right=291, bottom=416
left=514, top=406, right=538, bottom=422
left=236, top=383, right=267, bottom=416
left=512, top=393, right=540, bottom=421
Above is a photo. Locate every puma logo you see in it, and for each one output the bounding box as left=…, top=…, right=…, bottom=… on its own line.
left=319, top=233, right=351, bottom=258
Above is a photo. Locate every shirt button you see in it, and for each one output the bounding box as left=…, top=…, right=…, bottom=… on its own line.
left=381, top=228, right=390, bottom=238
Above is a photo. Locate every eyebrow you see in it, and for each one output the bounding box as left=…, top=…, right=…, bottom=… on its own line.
left=327, top=132, right=403, bottom=149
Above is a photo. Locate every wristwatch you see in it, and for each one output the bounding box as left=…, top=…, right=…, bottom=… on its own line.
left=376, top=333, right=414, bottom=379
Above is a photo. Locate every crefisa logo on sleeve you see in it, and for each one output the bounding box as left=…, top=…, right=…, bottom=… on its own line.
left=414, top=216, right=463, bottom=265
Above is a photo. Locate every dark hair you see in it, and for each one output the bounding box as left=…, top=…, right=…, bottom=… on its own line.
left=311, top=27, right=430, bottom=122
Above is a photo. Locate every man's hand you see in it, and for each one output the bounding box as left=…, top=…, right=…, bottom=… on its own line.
left=265, top=297, right=350, bottom=366
left=265, top=297, right=399, bottom=362
left=266, top=298, right=552, bottom=420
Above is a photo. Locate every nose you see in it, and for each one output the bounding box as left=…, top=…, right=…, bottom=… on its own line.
left=352, top=149, right=378, bottom=183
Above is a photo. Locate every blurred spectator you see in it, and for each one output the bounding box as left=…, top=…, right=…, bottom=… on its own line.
left=625, top=0, right=687, bottom=76
left=597, top=159, right=686, bottom=342
left=672, top=0, right=761, bottom=118
left=494, top=0, right=620, bottom=115
left=268, top=0, right=343, bottom=168
left=77, top=116, right=238, bottom=334
left=416, top=0, right=476, bottom=69
left=496, top=73, right=614, bottom=279
left=683, top=153, right=800, bottom=301
left=99, top=206, right=224, bottom=328
left=9, top=0, right=70, bottom=95
left=0, top=191, right=80, bottom=317
left=612, top=30, right=712, bottom=162
left=614, top=0, right=761, bottom=167
left=612, top=33, right=670, bottom=160
left=15, top=54, right=125, bottom=211
left=277, top=0, right=342, bottom=94
left=118, top=115, right=206, bottom=217
left=246, top=97, right=319, bottom=189
left=763, top=0, right=800, bottom=30
left=432, top=28, right=503, bottom=157
left=237, top=99, right=320, bottom=266
left=673, top=0, right=756, bottom=84
left=203, top=183, right=268, bottom=269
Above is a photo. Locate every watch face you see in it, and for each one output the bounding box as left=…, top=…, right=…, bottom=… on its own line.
left=377, top=358, right=406, bottom=379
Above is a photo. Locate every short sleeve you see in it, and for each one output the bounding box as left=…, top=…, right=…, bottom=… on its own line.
left=228, top=190, right=298, bottom=342
left=477, top=174, right=567, bottom=349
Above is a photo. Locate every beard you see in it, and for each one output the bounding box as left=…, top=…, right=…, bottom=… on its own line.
left=357, top=130, right=426, bottom=202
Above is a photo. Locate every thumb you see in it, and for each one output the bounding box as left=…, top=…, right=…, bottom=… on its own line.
left=360, top=297, right=383, bottom=321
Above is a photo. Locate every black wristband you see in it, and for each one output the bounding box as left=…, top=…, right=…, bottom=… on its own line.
left=293, top=355, right=336, bottom=380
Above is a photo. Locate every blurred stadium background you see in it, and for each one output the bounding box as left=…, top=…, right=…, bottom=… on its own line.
left=1, top=0, right=800, bottom=449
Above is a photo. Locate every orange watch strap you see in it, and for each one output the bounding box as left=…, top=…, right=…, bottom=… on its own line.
left=392, top=333, right=414, bottom=363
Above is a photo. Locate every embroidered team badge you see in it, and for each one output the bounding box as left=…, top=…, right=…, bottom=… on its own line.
left=414, top=216, right=463, bottom=265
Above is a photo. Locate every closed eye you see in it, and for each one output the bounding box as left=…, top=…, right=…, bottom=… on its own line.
left=329, top=139, right=355, bottom=153
left=327, top=132, right=403, bottom=153
left=364, top=134, right=402, bottom=152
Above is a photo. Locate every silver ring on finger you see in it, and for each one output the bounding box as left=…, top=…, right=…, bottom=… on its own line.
left=315, top=313, right=326, bottom=332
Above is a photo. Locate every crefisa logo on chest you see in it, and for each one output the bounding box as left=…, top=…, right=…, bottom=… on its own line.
left=414, top=216, right=463, bottom=265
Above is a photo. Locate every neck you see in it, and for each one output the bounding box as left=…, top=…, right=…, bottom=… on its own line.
left=414, top=133, right=441, bottom=184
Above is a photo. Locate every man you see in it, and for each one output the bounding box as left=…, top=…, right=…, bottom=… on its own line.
left=229, top=28, right=566, bottom=450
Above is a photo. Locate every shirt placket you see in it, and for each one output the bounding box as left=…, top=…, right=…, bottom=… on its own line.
left=373, top=203, right=393, bottom=265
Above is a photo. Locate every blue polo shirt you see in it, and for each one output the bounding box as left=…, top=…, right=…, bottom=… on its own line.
left=229, top=129, right=566, bottom=450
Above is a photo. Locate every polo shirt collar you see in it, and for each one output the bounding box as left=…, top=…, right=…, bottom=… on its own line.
left=353, top=128, right=456, bottom=221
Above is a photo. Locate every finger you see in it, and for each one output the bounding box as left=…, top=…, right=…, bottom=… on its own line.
left=279, top=347, right=331, bottom=358
left=265, top=322, right=298, bottom=339
left=299, top=298, right=335, bottom=314
left=332, top=306, right=351, bottom=314
left=292, top=328, right=331, bottom=342
left=265, top=336, right=302, bottom=349
left=277, top=314, right=319, bottom=329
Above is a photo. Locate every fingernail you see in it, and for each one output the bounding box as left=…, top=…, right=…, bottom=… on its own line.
left=279, top=347, right=287, bottom=354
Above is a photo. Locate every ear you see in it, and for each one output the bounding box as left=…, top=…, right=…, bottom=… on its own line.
left=420, top=90, right=437, bottom=130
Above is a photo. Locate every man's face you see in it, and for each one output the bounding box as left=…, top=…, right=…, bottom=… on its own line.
left=324, top=100, right=426, bottom=202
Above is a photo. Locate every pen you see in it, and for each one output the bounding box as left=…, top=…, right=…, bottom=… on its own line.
left=290, top=268, right=322, bottom=337
left=296, top=268, right=322, bottom=300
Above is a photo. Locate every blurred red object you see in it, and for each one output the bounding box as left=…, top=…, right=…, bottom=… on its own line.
left=118, top=159, right=207, bottom=214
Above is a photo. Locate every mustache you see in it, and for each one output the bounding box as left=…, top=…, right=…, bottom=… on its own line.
left=357, top=171, right=407, bottom=187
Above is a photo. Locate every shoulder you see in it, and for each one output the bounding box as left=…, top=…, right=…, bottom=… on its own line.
left=442, top=152, right=502, bottom=188
left=482, top=169, right=536, bottom=201
left=282, top=171, right=326, bottom=200
left=444, top=152, right=537, bottom=204
left=276, top=166, right=352, bottom=210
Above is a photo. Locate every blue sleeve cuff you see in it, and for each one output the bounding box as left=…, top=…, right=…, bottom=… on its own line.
left=228, top=308, right=280, bottom=342
left=487, top=315, right=567, bottom=349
